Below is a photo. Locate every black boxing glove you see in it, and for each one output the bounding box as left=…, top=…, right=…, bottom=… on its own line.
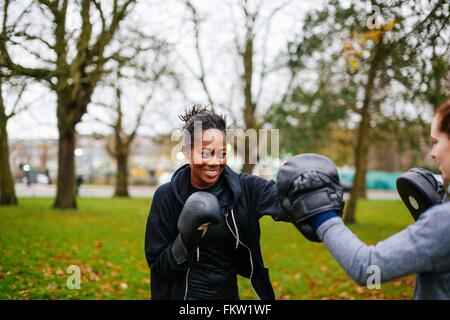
left=171, top=192, right=221, bottom=264
left=276, top=153, right=345, bottom=242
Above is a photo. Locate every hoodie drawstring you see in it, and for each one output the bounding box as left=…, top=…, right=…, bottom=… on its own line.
left=231, top=209, right=240, bottom=249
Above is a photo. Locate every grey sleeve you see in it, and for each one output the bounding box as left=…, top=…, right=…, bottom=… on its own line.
left=316, top=203, right=450, bottom=286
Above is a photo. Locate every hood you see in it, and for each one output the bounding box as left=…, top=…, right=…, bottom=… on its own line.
left=171, top=164, right=241, bottom=209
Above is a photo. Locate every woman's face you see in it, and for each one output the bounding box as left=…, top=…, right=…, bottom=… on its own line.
left=430, top=115, right=450, bottom=182
left=185, top=129, right=227, bottom=189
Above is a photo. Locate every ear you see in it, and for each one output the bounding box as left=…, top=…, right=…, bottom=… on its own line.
left=182, top=145, right=190, bottom=162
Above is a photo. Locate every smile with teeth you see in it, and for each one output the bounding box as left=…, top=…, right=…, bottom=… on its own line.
left=203, top=168, right=220, bottom=178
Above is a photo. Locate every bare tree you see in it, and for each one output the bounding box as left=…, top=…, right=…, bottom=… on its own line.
left=0, top=77, right=26, bottom=205
left=182, top=0, right=293, bottom=173
left=106, top=87, right=148, bottom=197
left=0, top=0, right=137, bottom=208
left=89, top=37, right=175, bottom=197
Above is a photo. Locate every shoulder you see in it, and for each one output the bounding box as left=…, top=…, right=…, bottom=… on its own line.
left=420, top=201, right=450, bottom=219
left=155, top=181, right=173, bottom=195
left=152, top=181, right=175, bottom=205
left=149, top=182, right=179, bottom=223
left=238, top=173, right=277, bottom=202
left=238, top=173, right=274, bottom=188
left=420, top=202, right=450, bottom=221
left=412, top=202, right=450, bottom=268
left=414, top=202, right=450, bottom=238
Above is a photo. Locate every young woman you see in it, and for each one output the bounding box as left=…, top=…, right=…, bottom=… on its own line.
left=279, top=99, right=450, bottom=299
left=145, top=106, right=287, bottom=300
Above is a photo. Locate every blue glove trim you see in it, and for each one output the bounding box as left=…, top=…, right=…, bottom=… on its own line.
left=308, top=210, right=338, bottom=230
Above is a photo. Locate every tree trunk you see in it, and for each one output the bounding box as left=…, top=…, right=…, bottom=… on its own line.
left=114, top=152, right=129, bottom=197
left=240, top=133, right=258, bottom=174
left=0, top=113, right=18, bottom=205
left=344, top=109, right=371, bottom=223
left=54, top=122, right=77, bottom=209
left=344, top=40, right=385, bottom=223
left=241, top=164, right=254, bottom=174
left=241, top=32, right=257, bottom=175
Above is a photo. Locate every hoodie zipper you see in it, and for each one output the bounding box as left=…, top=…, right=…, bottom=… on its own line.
left=183, top=246, right=200, bottom=300
left=225, top=209, right=261, bottom=300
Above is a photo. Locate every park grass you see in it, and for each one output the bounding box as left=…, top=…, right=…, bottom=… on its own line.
left=0, top=197, right=415, bottom=300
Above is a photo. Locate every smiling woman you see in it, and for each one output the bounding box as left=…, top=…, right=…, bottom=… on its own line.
left=144, top=105, right=291, bottom=300
left=180, top=105, right=228, bottom=189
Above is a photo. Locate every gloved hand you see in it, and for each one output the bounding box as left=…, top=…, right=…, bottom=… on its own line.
left=171, top=192, right=222, bottom=264
left=396, top=168, right=445, bottom=221
left=276, top=153, right=344, bottom=242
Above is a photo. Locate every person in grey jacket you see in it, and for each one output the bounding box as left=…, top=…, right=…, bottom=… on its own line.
left=276, top=99, right=450, bottom=300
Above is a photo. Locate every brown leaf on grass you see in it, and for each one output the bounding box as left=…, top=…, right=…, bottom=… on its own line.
left=41, top=265, right=53, bottom=277
left=88, top=272, right=101, bottom=282
left=355, top=287, right=365, bottom=294
left=55, top=268, right=64, bottom=276
left=18, top=290, right=31, bottom=298
left=99, top=283, right=114, bottom=292
left=392, top=280, right=403, bottom=287
left=328, top=282, right=339, bottom=292
left=119, top=282, right=128, bottom=289
left=81, top=263, right=103, bottom=282
left=45, top=282, right=58, bottom=291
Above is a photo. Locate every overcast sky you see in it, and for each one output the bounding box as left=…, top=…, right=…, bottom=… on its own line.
left=4, top=0, right=440, bottom=141
left=5, top=0, right=324, bottom=140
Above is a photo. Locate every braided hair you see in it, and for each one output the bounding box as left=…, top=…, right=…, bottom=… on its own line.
left=179, top=105, right=227, bottom=148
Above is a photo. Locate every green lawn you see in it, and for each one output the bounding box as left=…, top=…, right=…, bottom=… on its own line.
left=0, top=197, right=415, bottom=300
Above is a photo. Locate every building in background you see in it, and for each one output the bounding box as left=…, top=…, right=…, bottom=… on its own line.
left=9, top=134, right=175, bottom=186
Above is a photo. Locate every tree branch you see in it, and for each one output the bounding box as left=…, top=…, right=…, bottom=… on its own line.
left=255, top=1, right=291, bottom=107
left=184, top=0, right=216, bottom=111
left=0, top=0, right=54, bottom=81
left=92, top=0, right=106, bottom=34
left=6, top=82, right=27, bottom=119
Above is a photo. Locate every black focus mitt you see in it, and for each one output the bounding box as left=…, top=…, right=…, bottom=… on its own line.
left=396, top=168, right=444, bottom=221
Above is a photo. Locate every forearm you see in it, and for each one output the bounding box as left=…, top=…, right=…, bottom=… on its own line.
left=316, top=217, right=434, bottom=285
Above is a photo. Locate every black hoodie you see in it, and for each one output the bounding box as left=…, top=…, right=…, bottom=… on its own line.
left=144, top=164, right=289, bottom=300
